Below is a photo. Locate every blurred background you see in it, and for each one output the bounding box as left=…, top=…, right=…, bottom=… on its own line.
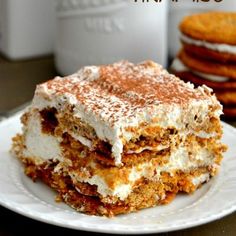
left=0, top=0, right=235, bottom=115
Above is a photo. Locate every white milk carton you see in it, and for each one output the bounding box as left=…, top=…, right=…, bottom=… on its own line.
left=54, top=0, right=168, bottom=75
left=0, top=0, right=56, bottom=60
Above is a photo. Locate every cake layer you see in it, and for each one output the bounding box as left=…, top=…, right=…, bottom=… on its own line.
left=31, top=61, right=222, bottom=165
left=18, top=156, right=214, bottom=217
left=34, top=103, right=222, bottom=167
left=20, top=107, right=223, bottom=163
left=12, top=111, right=226, bottom=202
left=38, top=107, right=222, bottom=163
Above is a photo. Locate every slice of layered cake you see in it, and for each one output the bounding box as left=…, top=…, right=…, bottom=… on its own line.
left=12, top=61, right=227, bottom=217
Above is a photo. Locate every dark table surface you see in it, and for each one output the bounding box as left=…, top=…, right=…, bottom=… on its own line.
left=0, top=54, right=235, bottom=236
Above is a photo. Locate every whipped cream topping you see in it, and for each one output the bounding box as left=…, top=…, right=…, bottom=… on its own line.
left=181, top=33, right=236, bottom=54
left=32, top=61, right=222, bottom=166
left=171, top=58, right=229, bottom=82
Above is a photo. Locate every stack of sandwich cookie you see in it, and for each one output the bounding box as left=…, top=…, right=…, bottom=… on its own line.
left=171, top=12, right=236, bottom=118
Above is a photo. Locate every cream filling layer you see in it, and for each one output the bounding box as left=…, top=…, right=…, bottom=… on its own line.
left=70, top=145, right=217, bottom=201
left=171, top=58, right=229, bottom=82
left=126, top=144, right=169, bottom=154
left=65, top=128, right=216, bottom=154
left=181, top=33, right=236, bottom=54
left=23, top=112, right=62, bottom=163
left=191, top=173, right=210, bottom=186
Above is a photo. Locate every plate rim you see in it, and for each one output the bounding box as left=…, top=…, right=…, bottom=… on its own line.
left=0, top=113, right=236, bottom=234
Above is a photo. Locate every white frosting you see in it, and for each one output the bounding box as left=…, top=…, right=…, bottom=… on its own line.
left=23, top=112, right=62, bottom=162
left=84, top=175, right=131, bottom=201
left=194, top=71, right=229, bottom=83
left=171, top=57, right=189, bottom=72
left=70, top=132, right=92, bottom=148
left=70, top=144, right=216, bottom=200
left=191, top=173, right=210, bottom=186
left=171, top=58, right=229, bottom=82
left=160, top=146, right=213, bottom=170
left=193, top=130, right=217, bottom=139
left=181, top=33, right=236, bottom=54
left=126, top=144, right=169, bottom=154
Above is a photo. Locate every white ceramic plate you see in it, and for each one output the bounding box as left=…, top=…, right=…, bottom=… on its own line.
left=0, top=112, right=236, bottom=234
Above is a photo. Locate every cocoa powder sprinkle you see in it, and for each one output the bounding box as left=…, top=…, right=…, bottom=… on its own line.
left=38, top=61, right=210, bottom=124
